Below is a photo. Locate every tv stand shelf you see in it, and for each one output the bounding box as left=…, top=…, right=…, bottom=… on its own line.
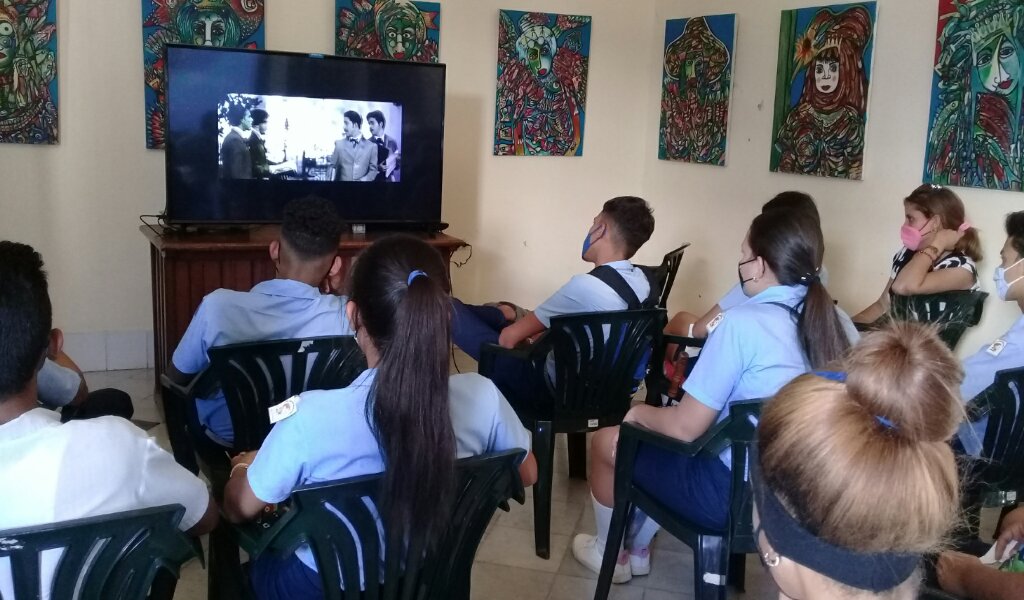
left=141, top=225, right=467, bottom=388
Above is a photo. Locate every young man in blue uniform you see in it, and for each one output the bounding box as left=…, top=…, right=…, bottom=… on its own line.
left=167, top=197, right=352, bottom=444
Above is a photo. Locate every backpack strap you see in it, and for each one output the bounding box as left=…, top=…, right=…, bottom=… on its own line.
left=767, top=301, right=801, bottom=320
left=589, top=265, right=656, bottom=310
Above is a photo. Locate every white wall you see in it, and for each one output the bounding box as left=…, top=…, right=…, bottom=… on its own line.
left=646, top=0, right=1023, bottom=356
left=0, top=0, right=1015, bottom=369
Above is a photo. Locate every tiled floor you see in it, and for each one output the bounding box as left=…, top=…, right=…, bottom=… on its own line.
left=87, top=366, right=997, bottom=600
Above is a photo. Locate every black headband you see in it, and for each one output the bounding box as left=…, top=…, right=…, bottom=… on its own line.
left=750, top=445, right=921, bottom=592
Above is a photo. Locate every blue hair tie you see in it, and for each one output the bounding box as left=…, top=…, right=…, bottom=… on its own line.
left=813, top=370, right=847, bottom=383
left=875, top=416, right=898, bottom=430
left=407, top=270, right=428, bottom=286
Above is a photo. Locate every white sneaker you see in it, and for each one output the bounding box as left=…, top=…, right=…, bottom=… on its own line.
left=629, top=547, right=650, bottom=576
left=572, top=534, right=632, bottom=584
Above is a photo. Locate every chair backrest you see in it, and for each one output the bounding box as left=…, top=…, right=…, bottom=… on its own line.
left=640, top=243, right=690, bottom=309
left=0, top=505, right=197, bottom=600
left=207, top=335, right=367, bottom=450
left=546, top=309, right=666, bottom=424
left=723, top=400, right=764, bottom=555
left=889, top=291, right=988, bottom=349
left=974, top=367, right=1024, bottom=490
left=264, top=450, right=526, bottom=600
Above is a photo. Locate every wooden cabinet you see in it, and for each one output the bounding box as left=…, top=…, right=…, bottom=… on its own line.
left=142, top=225, right=467, bottom=387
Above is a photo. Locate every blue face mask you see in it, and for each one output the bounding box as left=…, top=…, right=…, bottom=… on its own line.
left=995, top=257, right=1024, bottom=300
left=582, top=224, right=605, bottom=259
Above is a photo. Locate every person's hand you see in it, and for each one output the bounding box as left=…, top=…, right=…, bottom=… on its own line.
left=997, top=506, right=1024, bottom=557
left=231, top=450, right=258, bottom=468
left=937, top=551, right=981, bottom=597
left=931, top=228, right=964, bottom=252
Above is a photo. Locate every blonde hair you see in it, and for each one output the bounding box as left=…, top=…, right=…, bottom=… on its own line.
left=759, top=321, right=962, bottom=555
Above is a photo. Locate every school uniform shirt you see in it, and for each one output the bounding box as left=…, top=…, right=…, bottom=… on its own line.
left=890, top=247, right=980, bottom=291
left=533, top=260, right=650, bottom=326
left=683, top=284, right=860, bottom=468
left=247, top=369, right=531, bottom=573
left=36, top=358, right=81, bottom=409
left=172, top=278, right=352, bottom=443
left=717, top=267, right=831, bottom=312
left=957, top=315, right=1024, bottom=457
left=0, top=409, right=210, bottom=599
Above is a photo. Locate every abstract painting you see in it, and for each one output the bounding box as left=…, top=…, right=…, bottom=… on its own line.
left=494, top=9, right=591, bottom=156
left=336, top=0, right=440, bottom=63
left=142, top=0, right=265, bottom=149
left=659, top=14, right=736, bottom=166
left=0, top=0, right=57, bottom=144
left=924, top=0, right=1024, bottom=191
left=770, top=2, right=877, bottom=179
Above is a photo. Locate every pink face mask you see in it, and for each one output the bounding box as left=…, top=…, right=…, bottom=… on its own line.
left=900, top=220, right=931, bottom=251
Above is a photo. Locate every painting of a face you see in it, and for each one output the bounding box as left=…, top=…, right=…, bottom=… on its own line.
left=383, top=17, right=421, bottom=59
left=975, top=34, right=1020, bottom=96
left=0, top=19, right=15, bottom=72
left=192, top=11, right=228, bottom=46
left=517, top=27, right=557, bottom=78
left=814, top=58, right=840, bottom=94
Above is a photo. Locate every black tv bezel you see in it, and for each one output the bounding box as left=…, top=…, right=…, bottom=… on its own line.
left=163, top=44, right=446, bottom=226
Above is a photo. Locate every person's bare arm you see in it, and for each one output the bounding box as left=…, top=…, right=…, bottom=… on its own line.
left=184, top=496, right=220, bottom=537
left=497, top=312, right=546, bottom=349
left=938, top=551, right=1024, bottom=600
left=518, top=452, right=538, bottom=487
left=222, top=451, right=269, bottom=524
left=622, top=394, right=718, bottom=443
left=853, top=279, right=893, bottom=324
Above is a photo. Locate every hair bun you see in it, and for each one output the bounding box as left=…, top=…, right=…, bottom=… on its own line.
left=843, top=322, right=962, bottom=444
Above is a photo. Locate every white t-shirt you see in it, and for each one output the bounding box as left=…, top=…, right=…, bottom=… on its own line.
left=0, top=409, right=210, bottom=598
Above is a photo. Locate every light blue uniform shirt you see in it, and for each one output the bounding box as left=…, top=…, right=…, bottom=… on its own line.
left=171, top=279, right=352, bottom=442
left=37, top=359, right=81, bottom=409
left=958, top=315, right=1024, bottom=456
left=533, top=260, right=650, bottom=327
left=247, top=369, right=531, bottom=572
left=683, top=284, right=859, bottom=468
left=717, top=267, right=830, bottom=312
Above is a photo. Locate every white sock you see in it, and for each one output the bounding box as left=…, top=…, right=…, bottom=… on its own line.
left=591, top=493, right=615, bottom=551
left=627, top=510, right=660, bottom=551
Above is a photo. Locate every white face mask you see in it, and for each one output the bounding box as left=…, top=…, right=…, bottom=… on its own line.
left=994, top=256, right=1024, bottom=300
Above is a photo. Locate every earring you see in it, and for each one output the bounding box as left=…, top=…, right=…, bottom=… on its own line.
left=763, top=552, right=781, bottom=568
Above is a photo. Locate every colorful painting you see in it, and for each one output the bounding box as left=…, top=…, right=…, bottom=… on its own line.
left=659, top=14, right=736, bottom=166
left=924, top=0, right=1024, bottom=191
left=494, top=10, right=591, bottom=156
left=336, top=0, right=440, bottom=63
left=0, top=0, right=57, bottom=144
left=142, top=0, right=265, bottom=149
left=770, top=2, right=877, bottom=179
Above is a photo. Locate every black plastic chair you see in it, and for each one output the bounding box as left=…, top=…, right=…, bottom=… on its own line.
left=595, top=400, right=763, bottom=600
left=0, top=505, right=199, bottom=600
left=479, top=308, right=666, bottom=558
left=234, top=450, right=527, bottom=600
left=159, top=335, right=366, bottom=600
left=640, top=243, right=690, bottom=309
left=888, top=290, right=988, bottom=349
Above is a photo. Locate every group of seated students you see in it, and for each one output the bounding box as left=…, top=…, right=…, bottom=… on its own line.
left=1, top=186, right=1023, bottom=599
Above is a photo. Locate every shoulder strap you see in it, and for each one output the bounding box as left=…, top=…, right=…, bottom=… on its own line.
left=589, top=265, right=644, bottom=310
left=767, top=301, right=801, bottom=320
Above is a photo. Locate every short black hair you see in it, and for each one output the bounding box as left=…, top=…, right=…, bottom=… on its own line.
left=250, top=108, right=269, bottom=127
left=344, top=110, right=363, bottom=128
left=281, top=196, right=344, bottom=259
left=227, top=104, right=249, bottom=127
left=0, top=242, right=51, bottom=400
left=762, top=191, right=820, bottom=225
left=367, top=110, right=386, bottom=128
left=601, top=196, right=655, bottom=258
left=1007, top=211, right=1024, bottom=257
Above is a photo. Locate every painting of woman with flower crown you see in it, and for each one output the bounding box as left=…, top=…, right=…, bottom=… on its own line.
left=770, top=2, right=877, bottom=180
left=141, top=0, right=265, bottom=149
left=924, top=0, right=1024, bottom=191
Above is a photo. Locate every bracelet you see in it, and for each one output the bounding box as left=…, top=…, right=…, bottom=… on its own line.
left=918, top=246, right=940, bottom=261
left=230, top=462, right=250, bottom=478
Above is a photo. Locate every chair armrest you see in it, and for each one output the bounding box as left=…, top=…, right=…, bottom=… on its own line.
left=478, top=339, right=549, bottom=379
left=662, top=334, right=705, bottom=348
left=619, top=419, right=731, bottom=459
left=229, top=503, right=298, bottom=557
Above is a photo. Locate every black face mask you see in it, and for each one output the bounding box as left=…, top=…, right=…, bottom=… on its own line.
left=737, top=257, right=758, bottom=290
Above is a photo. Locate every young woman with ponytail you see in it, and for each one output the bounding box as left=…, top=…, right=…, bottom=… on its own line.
left=222, top=235, right=536, bottom=600
left=854, top=184, right=982, bottom=325
left=754, top=322, right=963, bottom=599
left=572, top=206, right=859, bottom=583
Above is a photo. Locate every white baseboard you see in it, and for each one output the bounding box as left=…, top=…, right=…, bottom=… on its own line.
left=62, top=330, right=154, bottom=372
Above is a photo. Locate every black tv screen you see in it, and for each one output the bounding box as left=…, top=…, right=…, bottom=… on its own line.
left=164, top=45, right=445, bottom=225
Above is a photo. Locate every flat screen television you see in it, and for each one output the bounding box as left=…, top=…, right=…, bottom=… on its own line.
left=164, top=45, right=445, bottom=225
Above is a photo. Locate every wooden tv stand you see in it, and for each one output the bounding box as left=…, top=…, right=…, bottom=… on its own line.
left=141, top=225, right=467, bottom=388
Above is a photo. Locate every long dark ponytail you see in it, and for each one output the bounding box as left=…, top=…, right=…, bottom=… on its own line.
left=748, top=210, right=850, bottom=368
left=348, top=235, right=456, bottom=539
